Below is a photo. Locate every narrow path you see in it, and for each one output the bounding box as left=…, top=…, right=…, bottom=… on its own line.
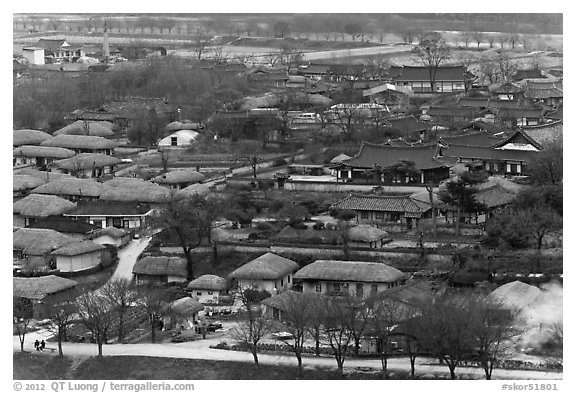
left=13, top=337, right=562, bottom=380
left=110, top=237, right=151, bottom=282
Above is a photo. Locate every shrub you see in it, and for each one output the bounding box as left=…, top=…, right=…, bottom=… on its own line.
left=248, top=233, right=259, bottom=241
left=256, top=221, right=274, bottom=231
left=313, top=221, right=325, bottom=230
left=273, top=158, right=288, bottom=167
left=291, top=222, right=308, bottom=230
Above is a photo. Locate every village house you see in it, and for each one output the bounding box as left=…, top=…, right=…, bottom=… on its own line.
left=48, top=153, right=123, bottom=178
left=523, top=80, right=563, bottom=107
left=13, top=129, right=53, bottom=147
left=162, top=297, right=205, bottom=331
left=158, top=130, right=200, bottom=147
left=32, top=178, right=110, bottom=202
left=332, top=194, right=431, bottom=230
left=294, top=260, right=406, bottom=298
left=53, top=120, right=115, bottom=137
left=13, top=275, right=78, bottom=319
left=261, top=290, right=309, bottom=322
left=436, top=143, right=538, bottom=176
left=99, top=178, right=170, bottom=210
left=88, top=226, right=131, bottom=248
left=13, top=145, right=76, bottom=170
left=13, top=228, right=80, bottom=272
left=22, top=47, right=45, bottom=65
left=297, top=63, right=330, bottom=81
left=228, top=253, right=299, bottom=294
left=247, top=68, right=290, bottom=88
left=334, top=142, right=450, bottom=185
left=151, top=169, right=205, bottom=190
left=427, top=106, right=479, bottom=126
left=494, top=107, right=545, bottom=127
left=28, top=216, right=101, bottom=239
left=90, top=97, right=176, bottom=130
left=13, top=174, right=46, bottom=200
left=348, top=225, right=392, bottom=248
left=132, top=256, right=188, bottom=285
left=63, top=200, right=153, bottom=230
left=390, top=65, right=473, bottom=94
left=382, top=116, right=432, bottom=142
left=50, top=240, right=106, bottom=273
left=36, top=38, right=85, bottom=62
left=492, top=128, right=544, bottom=152
left=490, top=80, right=525, bottom=101
left=439, top=130, right=506, bottom=148
left=13, top=193, right=77, bottom=228
left=186, top=275, right=228, bottom=304
left=41, top=134, right=116, bottom=155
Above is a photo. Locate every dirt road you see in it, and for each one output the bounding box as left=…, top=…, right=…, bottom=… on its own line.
left=13, top=336, right=562, bottom=380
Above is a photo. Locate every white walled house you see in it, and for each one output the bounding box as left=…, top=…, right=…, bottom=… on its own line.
left=132, top=256, right=188, bottom=285
left=186, top=275, right=228, bottom=304
left=64, top=201, right=153, bottom=229
left=229, top=253, right=299, bottom=294
left=89, top=227, right=131, bottom=248
left=22, top=47, right=45, bottom=65
left=294, top=260, right=406, bottom=298
left=158, top=130, right=199, bottom=147
left=51, top=240, right=106, bottom=273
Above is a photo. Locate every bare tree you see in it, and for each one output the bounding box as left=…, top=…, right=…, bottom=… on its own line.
left=99, top=278, right=138, bottom=344
left=45, top=299, right=76, bottom=356
left=158, top=148, right=170, bottom=173
left=498, top=34, right=509, bottom=48
left=486, top=34, right=496, bottom=48
left=136, top=284, right=170, bottom=343
left=495, top=53, right=518, bottom=82
left=412, top=32, right=451, bottom=93
left=274, top=292, right=317, bottom=374
left=417, top=293, right=476, bottom=379
left=509, top=33, right=520, bottom=49
left=321, top=298, right=354, bottom=375
left=13, top=297, right=33, bottom=352
left=468, top=296, right=522, bottom=380
left=426, top=182, right=438, bottom=238
left=460, top=31, right=473, bottom=48
left=75, top=290, right=114, bottom=358
left=367, top=297, right=405, bottom=379
left=231, top=287, right=273, bottom=367
left=472, top=31, right=485, bottom=48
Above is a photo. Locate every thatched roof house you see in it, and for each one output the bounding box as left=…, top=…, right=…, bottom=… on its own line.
left=167, top=296, right=205, bottom=316
left=329, top=153, right=351, bottom=164
left=32, top=178, right=110, bottom=199
left=295, top=260, right=405, bottom=284
left=100, top=180, right=171, bottom=203
left=151, top=169, right=205, bottom=187
left=13, top=174, right=46, bottom=193
left=28, top=216, right=100, bottom=235
left=51, top=240, right=106, bottom=257
left=41, top=134, right=117, bottom=153
left=186, top=275, right=227, bottom=291
left=13, top=168, right=76, bottom=182
left=13, top=275, right=77, bottom=300
left=348, top=225, right=391, bottom=244
left=13, top=194, right=77, bottom=219
left=132, top=256, right=188, bottom=283
left=229, top=253, right=299, bottom=281
left=53, top=120, right=115, bottom=137
left=175, top=183, right=211, bottom=199
left=13, top=129, right=52, bottom=147
left=13, top=228, right=79, bottom=256
left=49, top=153, right=122, bottom=171
left=14, top=145, right=75, bottom=159
left=487, top=280, right=543, bottom=311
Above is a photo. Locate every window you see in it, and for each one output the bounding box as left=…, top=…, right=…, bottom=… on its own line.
left=315, top=283, right=322, bottom=293
left=371, top=284, right=378, bottom=296
left=281, top=278, right=284, bottom=287
left=287, top=275, right=290, bottom=283
left=375, top=212, right=386, bottom=221
left=112, top=217, right=122, bottom=228
left=171, top=137, right=178, bottom=146
left=360, top=211, right=369, bottom=220
left=207, top=291, right=213, bottom=295
left=356, top=283, right=364, bottom=298
left=332, top=282, right=341, bottom=293
left=196, top=292, right=202, bottom=296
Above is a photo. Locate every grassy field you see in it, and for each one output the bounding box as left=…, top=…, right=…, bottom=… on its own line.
left=14, top=353, right=437, bottom=380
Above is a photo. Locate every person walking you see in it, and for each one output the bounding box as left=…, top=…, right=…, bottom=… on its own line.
left=40, top=340, right=45, bottom=351
left=34, top=340, right=39, bottom=351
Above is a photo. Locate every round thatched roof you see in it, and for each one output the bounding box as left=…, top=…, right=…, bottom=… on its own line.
left=14, top=145, right=76, bottom=159
left=13, top=194, right=77, bottom=217
left=152, top=169, right=205, bottom=185
left=51, top=240, right=106, bottom=256
left=99, top=181, right=171, bottom=203
left=348, top=225, right=390, bottom=243
left=175, top=183, right=211, bottom=199
left=488, top=281, right=542, bottom=311
left=186, top=275, right=227, bottom=291
left=53, top=121, right=115, bottom=137
left=49, top=153, right=122, bottom=170
left=13, top=168, right=76, bottom=182
left=294, top=260, right=405, bottom=284
left=32, top=178, right=110, bottom=198
left=132, top=256, right=188, bottom=278
left=41, top=135, right=117, bottom=150
left=13, top=275, right=77, bottom=300
left=13, top=174, right=46, bottom=191
left=166, top=121, right=202, bottom=132
left=13, top=129, right=52, bottom=147
left=229, top=253, right=299, bottom=280
left=168, top=296, right=204, bottom=316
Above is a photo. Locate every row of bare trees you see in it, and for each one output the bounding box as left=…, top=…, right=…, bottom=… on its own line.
left=229, top=287, right=522, bottom=379
left=14, top=279, right=173, bottom=358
